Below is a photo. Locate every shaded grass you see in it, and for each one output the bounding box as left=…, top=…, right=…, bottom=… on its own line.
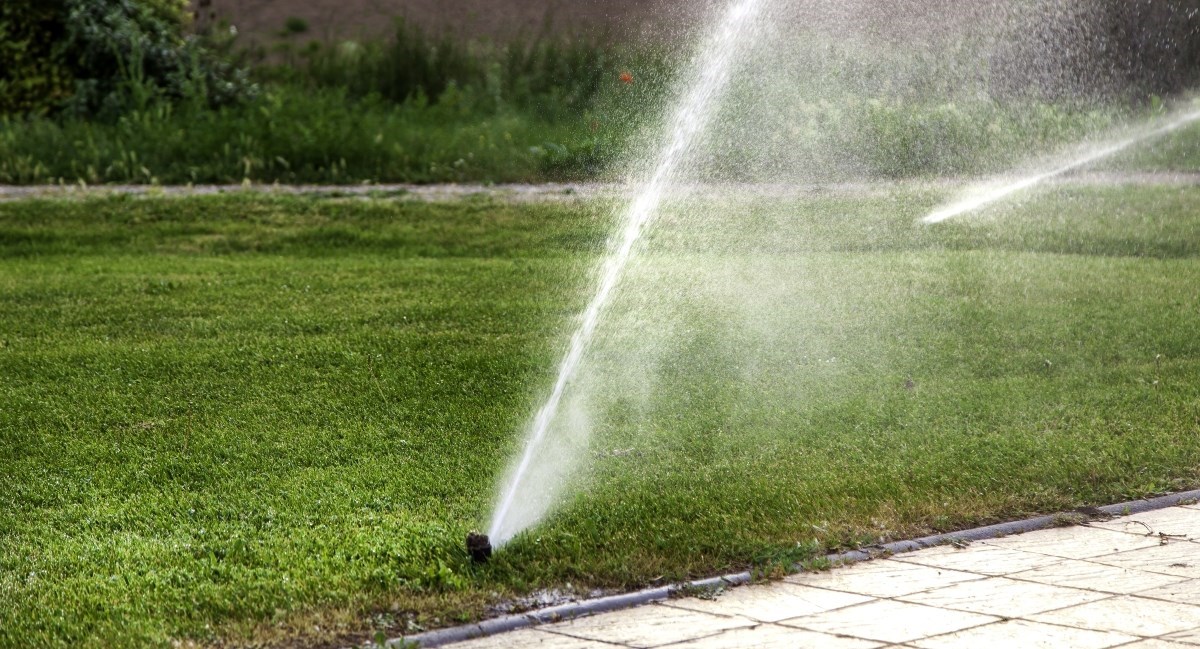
left=1, top=187, right=1199, bottom=647
left=1105, top=120, right=1200, bottom=172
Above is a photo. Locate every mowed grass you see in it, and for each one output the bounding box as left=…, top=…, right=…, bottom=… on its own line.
left=2, top=187, right=1199, bottom=647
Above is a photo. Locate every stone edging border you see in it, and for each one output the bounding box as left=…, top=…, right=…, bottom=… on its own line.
left=385, top=488, right=1200, bottom=647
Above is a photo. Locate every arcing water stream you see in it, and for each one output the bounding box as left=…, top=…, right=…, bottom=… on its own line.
left=487, top=0, right=766, bottom=547
left=924, top=107, right=1200, bottom=223
left=485, top=0, right=1200, bottom=548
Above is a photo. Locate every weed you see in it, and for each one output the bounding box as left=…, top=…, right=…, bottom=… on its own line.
left=670, top=583, right=726, bottom=600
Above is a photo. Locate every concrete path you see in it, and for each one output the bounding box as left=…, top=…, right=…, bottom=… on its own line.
left=3, top=172, right=1200, bottom=203
left=445, top=504, right=1200, bottom=648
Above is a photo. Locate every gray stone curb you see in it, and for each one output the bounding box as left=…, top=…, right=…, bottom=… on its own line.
left=383, top=491, right=1200, bottom=647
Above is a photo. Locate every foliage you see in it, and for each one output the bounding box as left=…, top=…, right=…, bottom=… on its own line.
left=276, top=19, right=638, bottom=121
left=0, top=29, right=673, bottom=185
left=0, top=0, right=253, bottom=118
left=0, top=1, right=74, bottom=115
left=0, top=82, right=1171, bottom=186
left=1, top=4, right=1198, bottom=183
left=0, top=86, right=606, bottom=184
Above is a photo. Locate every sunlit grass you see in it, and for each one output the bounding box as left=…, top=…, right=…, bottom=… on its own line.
left=1, top=187, right=1198, bottom=647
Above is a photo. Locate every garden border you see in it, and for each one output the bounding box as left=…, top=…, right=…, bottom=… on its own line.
left=387, top=488, right=1200, bottom=647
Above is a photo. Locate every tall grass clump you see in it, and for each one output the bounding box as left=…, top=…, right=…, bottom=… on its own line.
left=0, top=86, right=621, bottom=185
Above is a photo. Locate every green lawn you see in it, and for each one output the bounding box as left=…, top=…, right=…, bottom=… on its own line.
left=1106, top=120, right=1200, bottom=172
left=2, top=186, right=1199, bottom=648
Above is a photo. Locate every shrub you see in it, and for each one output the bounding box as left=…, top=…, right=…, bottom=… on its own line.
left=0, top=0, right=254, bottom=118
left=0, top=2, right=74, bottom=115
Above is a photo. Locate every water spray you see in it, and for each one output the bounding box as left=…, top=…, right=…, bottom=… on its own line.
left=923, top=107, right=1200, bottom=224
left=482, top=0, right=766, bottom=550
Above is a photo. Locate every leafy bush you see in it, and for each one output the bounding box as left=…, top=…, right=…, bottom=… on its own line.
left=0, top=0, right=254, bottom=118
left=0, top=2, right=74, bottom=115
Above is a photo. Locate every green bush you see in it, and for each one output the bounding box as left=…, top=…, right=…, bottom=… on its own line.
left=0, top=0, right=254, bottom=118
left=0, top=2, right=74, bottom=115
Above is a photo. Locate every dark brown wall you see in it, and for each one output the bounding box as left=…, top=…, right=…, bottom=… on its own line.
left=190, top=0, right=690, bottom=44
left=190, top=0, right=1000, bottom=46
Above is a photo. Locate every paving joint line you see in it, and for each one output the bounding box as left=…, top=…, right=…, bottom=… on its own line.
left=998, top=566, right=1189, bottom=599
left=383, top=488, right=1200, bottom=648
left=778, top=576, right=1115, bottom=644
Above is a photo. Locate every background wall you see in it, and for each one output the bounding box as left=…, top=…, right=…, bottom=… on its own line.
left=187, top=0, right=1000, bottom=45
left=189, top=0, right=688, bottom=43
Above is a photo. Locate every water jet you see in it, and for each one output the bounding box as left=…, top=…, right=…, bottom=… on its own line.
left=485, top=0, right=767, bottom=548
left=924, top=106, right=1200, bottom=224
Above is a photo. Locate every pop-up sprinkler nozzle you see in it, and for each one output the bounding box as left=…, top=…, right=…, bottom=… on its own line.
left=466, top=532, right=492, bottom=563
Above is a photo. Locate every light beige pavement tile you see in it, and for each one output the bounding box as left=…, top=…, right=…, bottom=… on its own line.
left=1161, top=626, right=1200, bottom=646
left=1137, top=578, right=1200, bottom=605
left=982, top=524, right=1163, bottom=559
left=890, top=542, right=1064, bottom=576
left=446, top=628, right=623, bottom=648
left=780, top=599, right=998, bottom=644
left=1010, top=558, right=1188, bottom=594
left=786, top=559, right=984, bottom=598
left=541, top=603, right=753, bottom=649
left=1028, top=595, right=1200, bottom=637
left=665, top=624, right=884, bottom=649
left=898, top=576, right=1107, bottom=617
left=909, top=619, right=1136, bottom=649
left=664, top=581, right=873, bottom=622
left=1090, top=542, right=1200, bottom=578
left=1092, top=507, right=1200, bottom=540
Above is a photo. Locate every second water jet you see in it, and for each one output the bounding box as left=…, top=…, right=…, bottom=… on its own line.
left=924, top=105, right=1200, bottom=224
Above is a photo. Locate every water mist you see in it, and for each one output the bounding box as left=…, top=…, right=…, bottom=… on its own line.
left=486, top=0, right=768, bottom=547
left=480, top=0, right=1196, bottom=551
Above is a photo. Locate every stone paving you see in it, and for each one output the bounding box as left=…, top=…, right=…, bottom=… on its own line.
left=445, top=504, right=1200, bottom=648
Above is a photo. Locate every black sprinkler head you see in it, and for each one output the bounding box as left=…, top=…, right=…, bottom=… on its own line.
left=466, top=532, right=492, bottom=563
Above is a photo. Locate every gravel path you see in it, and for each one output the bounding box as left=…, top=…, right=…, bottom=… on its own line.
left=0, top=172, right=1197, bottom=203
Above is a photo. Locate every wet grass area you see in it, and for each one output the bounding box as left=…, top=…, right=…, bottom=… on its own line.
left=2, top=186, right=1199, bottom=647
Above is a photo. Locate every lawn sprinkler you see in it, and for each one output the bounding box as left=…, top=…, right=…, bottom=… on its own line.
left=466, top=532, right=492, bottom=563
